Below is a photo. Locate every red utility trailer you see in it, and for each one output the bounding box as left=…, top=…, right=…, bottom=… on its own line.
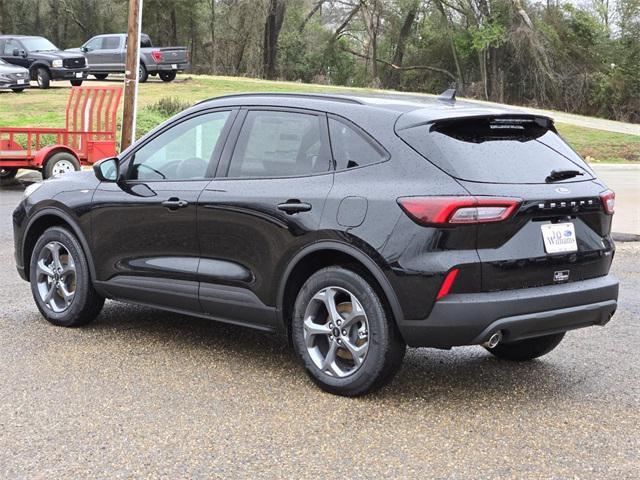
left=0, top=86, right=122, bottom=181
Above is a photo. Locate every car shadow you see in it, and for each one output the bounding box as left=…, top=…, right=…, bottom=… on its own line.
left=85, top=300, right=582, bottom=403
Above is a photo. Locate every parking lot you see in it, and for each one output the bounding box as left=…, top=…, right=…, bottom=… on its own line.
left=1, top=181, right=638, bottom=478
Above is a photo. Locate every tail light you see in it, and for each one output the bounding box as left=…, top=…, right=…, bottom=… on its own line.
left=397, top=196, right=521, bottom=226
left=600, top=190, right=615, bottom=215
left=150, top=50, right=163, bottom=63
left=436, top=268, right=459, bottom=300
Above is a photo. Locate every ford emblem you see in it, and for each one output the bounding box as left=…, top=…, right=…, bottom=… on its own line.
left=555, top=187, right=571, bottom=194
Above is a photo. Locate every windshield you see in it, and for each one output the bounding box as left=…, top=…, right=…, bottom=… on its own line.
left=21, top=37, right=59, bottom=52
left=397, top=116, right=594, bottom=184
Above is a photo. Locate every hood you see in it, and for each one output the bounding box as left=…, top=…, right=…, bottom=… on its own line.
left=30, top=50, right=86, bottom=61
left=65, top=48, right=82, bottom=53
left=0, top=63, right=29, bottom=75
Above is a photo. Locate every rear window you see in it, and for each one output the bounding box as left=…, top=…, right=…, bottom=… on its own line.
left=397, top=116, right=593, bottom=184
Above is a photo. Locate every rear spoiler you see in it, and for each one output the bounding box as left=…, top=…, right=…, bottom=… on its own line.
left=395, top=110, right=555, bottom=132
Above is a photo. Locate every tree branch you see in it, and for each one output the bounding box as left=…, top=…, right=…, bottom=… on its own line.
left=340, top=46, right=457, bottom=81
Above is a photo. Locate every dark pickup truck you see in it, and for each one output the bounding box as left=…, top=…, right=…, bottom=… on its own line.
left=0, top=35, right=88, bottom=89
left=68, top=33, right=190, bottom=83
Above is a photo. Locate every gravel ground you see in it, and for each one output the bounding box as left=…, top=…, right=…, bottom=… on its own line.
left=1, top=183, right=638, bottom=479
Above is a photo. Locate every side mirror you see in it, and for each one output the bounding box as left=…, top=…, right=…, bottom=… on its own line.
left=93, top=157, right=119, bottom=182
left=13, top=49, right=26, bottom=57
left=81, top=46, right=88, bottom=53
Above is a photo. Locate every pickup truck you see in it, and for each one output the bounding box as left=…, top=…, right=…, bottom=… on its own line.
left=0, top=35, right=88, bottom=89
left=68, top=33, right=190, bottom=83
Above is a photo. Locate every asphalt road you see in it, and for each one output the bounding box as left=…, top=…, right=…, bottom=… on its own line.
left=1, top=183, right=638, bottom=479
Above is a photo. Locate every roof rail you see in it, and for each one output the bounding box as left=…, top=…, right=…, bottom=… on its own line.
left=195, top=92, right=364, bottom=106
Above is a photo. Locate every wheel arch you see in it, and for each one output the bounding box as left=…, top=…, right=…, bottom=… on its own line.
left=22, top=208, right=96, bottom=283
left=34, top=146, right=80, bottom=168
left=29, top=62, right=51, bottom=79
left=277, top=241, right=404, bottom=337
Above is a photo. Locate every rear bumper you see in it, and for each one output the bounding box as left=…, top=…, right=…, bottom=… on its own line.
left=147, top=62, right=190, bottom=73
left=398, top=274, right=619, bottom=348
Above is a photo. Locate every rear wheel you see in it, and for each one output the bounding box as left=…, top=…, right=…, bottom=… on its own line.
left=70, top=79, right=83, bottom=87
left=29, top=227, right=104, bottom=327
left=0, top=167, right=18, bottom=185
left=292, top=267, right=406, bottom=396
left=11, top=87, right=26, bottom=93
left=485, top=333, right=565, bottom=361
left=138, top=63, right=148, bottom=83
left=93, top=74, right=108, bottom=80
left=43, top=152, right=81, bottom=179
left=35, top=68, right=51, bottom=89
left=159, top=70, right=177, bottom=82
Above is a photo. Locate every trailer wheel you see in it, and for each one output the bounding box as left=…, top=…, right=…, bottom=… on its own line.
left=159, top=71, right=177, bottom=82
left=36, top=68, right=51, bottom=89
left=94, top=74, right=108, bottom=80
left=70, top=80, right=83, bottom=87
left=0, top=168, right=18, bottom=186
left=12, top=88, right=26, bottom=93
left=44, top=152, right=81, bottom=179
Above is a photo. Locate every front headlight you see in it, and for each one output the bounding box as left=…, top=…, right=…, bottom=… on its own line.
left=23, top=182, right=43, bottom=199
left=52, top=59, right=63, bottom=68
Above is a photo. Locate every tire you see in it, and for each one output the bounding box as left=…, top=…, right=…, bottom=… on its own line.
left=29, top=226, right=104, bottom=327
left=138, top=63, right=148, bottom=83
left=70, top=79, right=83, bottom=87
left=485, top=333, right=565, bottom=361
left=11, top=87, right=26, bottom=93
left=43, top=152, right=81, bottom=179
left=292, top=267, right=406, bottom=396
left=0, top=167, right=18, bottom=186
left=93, top=74, right=108, bottom=80
left=35, top=68, right=51, bottom=89
left=159, top=70, right=177, bottom=82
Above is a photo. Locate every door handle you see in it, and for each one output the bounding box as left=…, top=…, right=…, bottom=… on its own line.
left=277, top=200, right=312, bottom=214
left=162, top=197, right=189, bottom=210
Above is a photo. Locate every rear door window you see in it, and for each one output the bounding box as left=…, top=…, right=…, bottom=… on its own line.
left=397, top=116, right=593, bottom=184
left=226, top=110, right=331, bottom=178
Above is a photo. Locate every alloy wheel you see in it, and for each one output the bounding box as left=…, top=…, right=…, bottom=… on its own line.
left=35, top=241, right=76, bottom=313
left=303, top=286, right=369, bottom=377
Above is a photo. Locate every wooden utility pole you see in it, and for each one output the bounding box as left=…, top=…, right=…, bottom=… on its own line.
left=121, top=0, right=143, bottom=151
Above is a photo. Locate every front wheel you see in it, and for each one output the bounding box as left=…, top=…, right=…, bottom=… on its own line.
left=159, top=70, right=177, bottom=82
left=36, top=68, right=51, bottom=89
left=11, top=87, right=26, bottom=93
left=43, top=152, right=81, bottom=179
left=485, top=333, right=565, bottom=361
left=29, top=226, right=104, bottom=327
left=292, top=267, right=406, bottom=396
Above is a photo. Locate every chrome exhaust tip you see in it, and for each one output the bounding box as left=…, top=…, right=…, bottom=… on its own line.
left=483, top=331, right=502, bottom=349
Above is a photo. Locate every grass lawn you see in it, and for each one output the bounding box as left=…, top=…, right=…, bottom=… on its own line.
left=1, top=73, right=638, bottom=163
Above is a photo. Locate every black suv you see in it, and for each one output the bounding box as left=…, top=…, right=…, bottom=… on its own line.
left=0, top=35, right=88, bottom=88
left=12, top=93, right=619, bottom=396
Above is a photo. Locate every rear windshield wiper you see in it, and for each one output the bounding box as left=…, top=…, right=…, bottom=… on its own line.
left=545, top=169, right=584, bottom=183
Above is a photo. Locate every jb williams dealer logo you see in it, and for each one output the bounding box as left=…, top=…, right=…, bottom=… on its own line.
left=555, top=187, right=571, bottom=194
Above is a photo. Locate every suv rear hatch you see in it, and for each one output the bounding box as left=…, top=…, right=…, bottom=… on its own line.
left=397, top=113, right=615, bottom=292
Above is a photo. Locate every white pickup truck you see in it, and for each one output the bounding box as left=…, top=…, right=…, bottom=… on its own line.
left=67, top=33, right=190, bottom=83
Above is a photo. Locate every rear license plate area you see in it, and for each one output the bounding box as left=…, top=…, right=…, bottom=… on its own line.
left=541, top=222, right=577, bottom=254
